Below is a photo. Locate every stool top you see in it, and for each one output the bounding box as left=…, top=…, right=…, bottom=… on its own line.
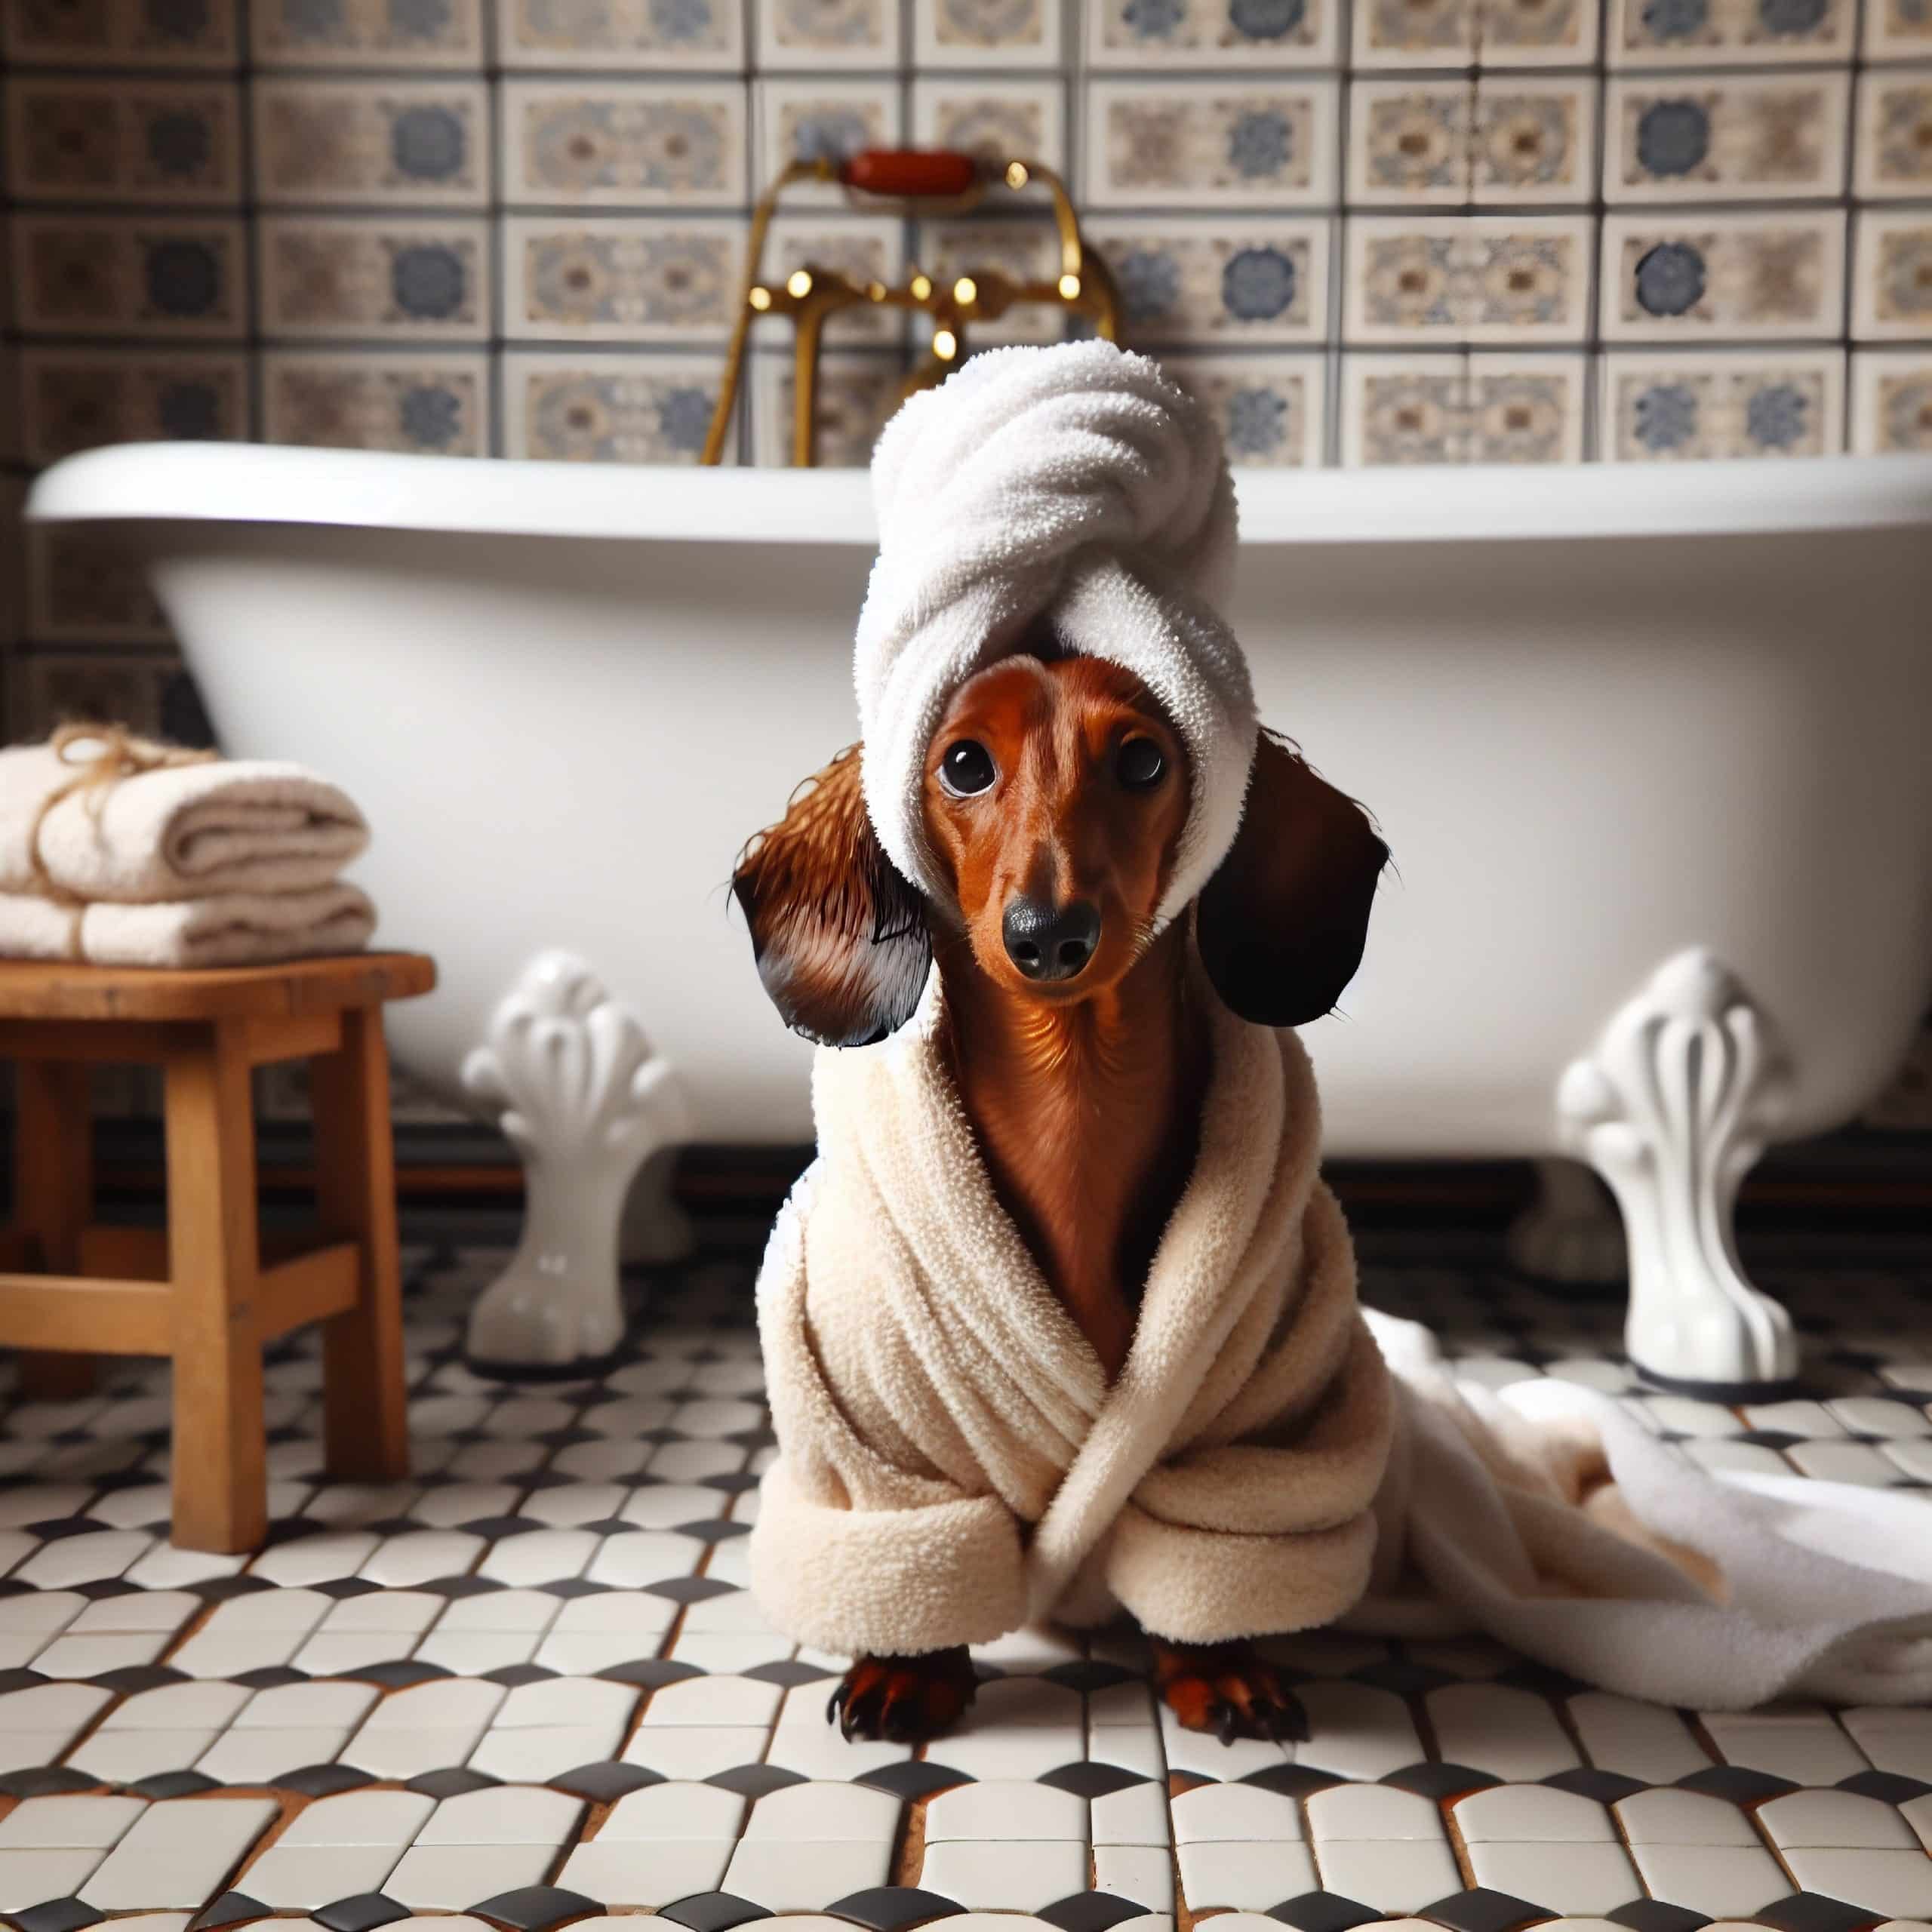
left=0, top=952, right=436, bottom=1020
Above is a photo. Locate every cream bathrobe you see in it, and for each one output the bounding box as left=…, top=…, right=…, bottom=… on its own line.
left=752, top=968, right=1932, bottom=1709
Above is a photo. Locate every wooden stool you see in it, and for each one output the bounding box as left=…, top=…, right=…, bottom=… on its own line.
left=0, top=953, right=436, bottom=1553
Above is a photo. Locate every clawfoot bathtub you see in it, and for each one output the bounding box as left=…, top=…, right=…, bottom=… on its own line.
left=27, top=446, right=1932, bottom=1392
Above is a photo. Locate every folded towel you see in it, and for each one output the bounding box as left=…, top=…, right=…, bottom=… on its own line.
left=752, top=961, right=1932, bottom=1706
left=0, top=883, right=377, bottom=970
left=0, top=731, right=370, bottom=903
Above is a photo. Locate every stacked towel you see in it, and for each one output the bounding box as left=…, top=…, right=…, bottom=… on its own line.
left=0, top=728, right=377, bottom=969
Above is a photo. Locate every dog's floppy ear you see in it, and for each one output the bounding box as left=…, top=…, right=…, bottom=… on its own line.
left=733, top=743, right=931, bottom=1048
left=1196, top=729, right=1388, bottom=1028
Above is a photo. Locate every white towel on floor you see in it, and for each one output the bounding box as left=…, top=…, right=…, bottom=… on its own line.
left=0, top=883, right=377, bottom=970
left=0, top=737, right=370, bottom=903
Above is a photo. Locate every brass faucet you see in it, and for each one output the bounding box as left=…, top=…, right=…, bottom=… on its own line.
left=701, top=149, right=1121, bottom=469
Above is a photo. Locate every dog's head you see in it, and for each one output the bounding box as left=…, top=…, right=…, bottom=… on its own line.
left=733, top=643, right=1388, bottom=1046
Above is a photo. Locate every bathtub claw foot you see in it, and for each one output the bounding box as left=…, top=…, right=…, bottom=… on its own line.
left=462, top=950, right=691, bottom=1379
left=1507, top=1158, right=1626, bottom=1291
left=1558, top=947, right=1798, bottom=1393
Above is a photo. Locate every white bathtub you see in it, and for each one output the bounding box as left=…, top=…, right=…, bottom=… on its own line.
left=27, top=444, right=1932, bottom=1392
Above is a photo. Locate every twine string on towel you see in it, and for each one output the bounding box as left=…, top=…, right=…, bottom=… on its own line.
left=27, top=723, right=219, bottom=958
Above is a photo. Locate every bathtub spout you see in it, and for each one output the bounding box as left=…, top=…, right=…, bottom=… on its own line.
left=1558, top=947, right=1799, bottom=1396
left=462, top=949, right=691, bottom=1377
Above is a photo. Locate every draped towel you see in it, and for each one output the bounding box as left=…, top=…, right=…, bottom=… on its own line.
left=752, top=971, right=1932, bottom=1708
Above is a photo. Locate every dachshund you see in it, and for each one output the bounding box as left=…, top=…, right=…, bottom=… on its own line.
left=732, top=625, right=1388, bottom=1746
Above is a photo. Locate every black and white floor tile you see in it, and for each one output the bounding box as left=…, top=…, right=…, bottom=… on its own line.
left=0, top=1231, right=1927, bottom=1932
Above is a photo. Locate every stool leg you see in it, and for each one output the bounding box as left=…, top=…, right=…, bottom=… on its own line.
left=309, top=1006, right=409, bottom=1484
left=16, top=1062, right=96, bottom=1401
left=164, top=1023, right=266, bottom=1553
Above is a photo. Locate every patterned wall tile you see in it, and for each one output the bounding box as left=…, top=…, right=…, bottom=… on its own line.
left=752, top=349, right=903, bottom=463
left=1600, top=209, right=1846, bottom=338
left=259, top=216, right=489, bottom=339
left=1854, top=72, right=1932, bottom=198
left=11, top=216, right=247, bottom=340
left=1468, top=352, right=1586, bottom=459
left=5, top=79, right=242, bottom=207
left=754, top=78, right=902, bottom=201
left=1088, top=214, right=1331, bottom=343
left=1476, top=0, right=1601, bottom=66
left=502, top=351, right=731, bottom=462
left=1341, top=352, right=1469, bottom=461
left=262, top=349, right=491, bottom=454
left=252, top=78, right=489, bottom=207
left=497, top=0, right=744, bottom=68
left=18, top=348, right=251, bottom=464
left=913, top=0, right=1062, bottom=66
left=768, top=213, right=905, bottom=344
left=1165, top=352, right=1327, bottom=463
left=1600, top=345, right=1844, bottom=456
left=1602, top=72, right=1850, bottom=201
left=251, top=0, right=485, bottom=67
left=504, top=217, right=743, bottom=341
left=1864, top=0, right=1932, bottom=57
left=755, top=0, right=899, bottom=70
left=500, top=80, right=748, bottom=209
left=1851, top=347, right=1932, bottom=449
left=1353, top=0, right=1477, bottom=73
left=915, top=215, right=1066, bottom=341
left=1084, top=79, right=1339, bottom=209
left=1472, top=80, right=1598, bottom=205
left=1852, top=208, right=1932, bottom=339
left=1607, top=0, right=1854, bottom=66
left=0, top=0, right=239, bottom=66
left=9, top=654, right=171, bottom=743
left=1345, top=216, right=1594, bottom=343
left=910, top=78, right=1067, bottom=172
left=26, top=531, right=171, bottom=643
left=1347, top=82, right=1471, bottom=205
left=1088, top=0, right=1339, bottom=67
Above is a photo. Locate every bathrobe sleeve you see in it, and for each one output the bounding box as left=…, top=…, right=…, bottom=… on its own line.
left=748, top=1169, right=1032, bottom=1658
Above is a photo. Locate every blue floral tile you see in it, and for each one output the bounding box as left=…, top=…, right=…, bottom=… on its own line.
left=497, top=0, right=742, bottom=66
left=1341, top=353, right=1469, bottom=463
left=911, top=78, right=1067, bottom=172
left=1477, top=0, right=1600, bottom=62
left=755, top=80, right=900, bottom=204
left=1346, top=217, right=1593, bottom=344
left=915, top=216, right=1067, bottom=344
left=1165, top=352, right=1325, bottom=465
left=1353, top=0, right=1477, bottom=70
left=755, top=0, right=897, bottom=70
left=258, top=217, right=489, bottom=339
left=1865, top=0, right=1932, bottom=55
left=1851, top=349, right=1932, bottom=453
left=1472, top=82, right=1596, bottom=204
left=1085, top=80, right=1338, bottom=208
left=505, top=217, right=743, bottom=341
left=18, top=348, right=250, bottom=464
left=252, top=79, right=488, bottom=207
left=1088, top=0, right=1337, bottom=66
left=915, top=0, right=1061, bottom=66
left=254, top=0, right=483, bottom=66
left=1603, top=72, right=1848, bottom=200
left=0, top=0, right=239, bottom=65
left=11, top=216, right=246, bottom=340
left=1346, top=82, right=1470, bottom=205
left=1467, top=355, right=1586, bottom=461
left=5, top=79, right=240, bottom=205
left=1088, top=216, right=1330, bottom=344
left=263, top=351, right=491, bottom=454
left=501, top=82, right=747, bottom=209
left=1601, top=211, right=1845, bottom=339
left=1601, top=348, right=1844, bottom=457
left=1608, top=0, right=1852, bottom=65
left=504, top=351, right=730, bottom=463
left=1854, top=210, right=1932, bottom=340
left=769, top=214, right=903, bottom=345
left=1856, top=72, right=1932, bottom=197
left=752, top=349, right=904, bottom=464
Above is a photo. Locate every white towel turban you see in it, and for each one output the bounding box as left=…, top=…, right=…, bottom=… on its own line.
left=854, top=340, right=1259, bottom=928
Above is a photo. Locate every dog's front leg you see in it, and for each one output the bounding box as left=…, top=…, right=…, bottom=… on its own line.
left=1150, top=1638, right=1309, bottom=1746
left=828, top=1646, right=978, bottom=1743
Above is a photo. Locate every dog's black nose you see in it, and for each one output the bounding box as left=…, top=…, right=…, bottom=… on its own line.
left=1003, top=897, right=1101, bottom=982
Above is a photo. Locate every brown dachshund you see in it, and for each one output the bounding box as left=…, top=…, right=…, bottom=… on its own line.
left=734, top=626, right=1387, bottom=1746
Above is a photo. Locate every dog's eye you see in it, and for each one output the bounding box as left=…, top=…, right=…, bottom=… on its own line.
left=940, top=740, right=997, bottom=797
left=1118, top=738, right=1167, bottom=790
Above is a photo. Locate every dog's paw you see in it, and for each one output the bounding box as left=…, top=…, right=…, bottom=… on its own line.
left=1152, top=1638, right=1309, bottom=1746
left=827, top=1646, right=977, bottom=1743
